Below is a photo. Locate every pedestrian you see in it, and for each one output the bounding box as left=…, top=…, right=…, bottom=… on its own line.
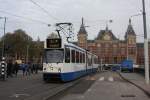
left=12, top=61, right=15, bottom=75
left=14, top=62, right=19, bottom=77
left=35, top=63, right=38, bottom=74
left=32, top=63, right=35, bottom=74
left=22, top=62, right=26, bottom=76
left=7, top=60, right=13, bottom=78
left=25, top=63, right=31, bottom=76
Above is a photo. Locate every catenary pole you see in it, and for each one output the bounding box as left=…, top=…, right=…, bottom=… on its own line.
left=1, top=17, right=6, bottom=58
left=142, top=0, right=149, bottom=84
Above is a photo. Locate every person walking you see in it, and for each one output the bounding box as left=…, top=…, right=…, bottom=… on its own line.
left=7, top=60, right=13, bottom=78
left=14, top=62, right=19, bottom=77
left=22, top=62, right=26, bottom=76
left=25, top=63, right=31, bottom=76
left=30, top=63, right=33, bottom=74
left=35, top=63, right=38, bottom=74
left=32, top=63, right=35, bottom=74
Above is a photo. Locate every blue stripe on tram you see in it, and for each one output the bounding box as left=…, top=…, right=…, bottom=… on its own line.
left=61, top=68, right=98, bottom=81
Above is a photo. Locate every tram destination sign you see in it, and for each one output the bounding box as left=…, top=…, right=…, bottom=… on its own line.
left=47, top=38, right=61, bottom=48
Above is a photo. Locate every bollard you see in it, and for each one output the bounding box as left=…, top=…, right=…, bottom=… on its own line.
left=0, top=58, right=7, bottom=81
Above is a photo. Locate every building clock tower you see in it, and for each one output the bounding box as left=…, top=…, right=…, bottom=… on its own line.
left=77, top=18, right=88, bottom=49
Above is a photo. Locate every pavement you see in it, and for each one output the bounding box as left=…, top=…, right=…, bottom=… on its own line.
left=49, top=71, right=150, bottom=100
left=1, top=70, right=150, bottom=100
left=0, top=70, right=84, bottom=100
left=118, top=72, right=150, bottom=97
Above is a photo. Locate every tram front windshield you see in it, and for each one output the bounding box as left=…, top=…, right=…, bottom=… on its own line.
left=44, top=49, right=64, bottom=63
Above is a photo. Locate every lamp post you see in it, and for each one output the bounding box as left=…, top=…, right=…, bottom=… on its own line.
left=0, top=17, right=7, bottom=58
left=128, top=2, right=149, bottom=84
left=142, top=0, right=149, bottom=84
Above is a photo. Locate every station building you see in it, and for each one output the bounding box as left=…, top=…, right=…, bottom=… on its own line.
left=76, top=18, right=150, bottom=66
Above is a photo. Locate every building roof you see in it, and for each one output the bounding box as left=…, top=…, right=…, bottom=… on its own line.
left=120, top=40, right=126, bottom=43
left=87, top=40, right=95, bottom=43
left=78, top=18, right=87, bottom=35
left=96, top=27, right=118, bottom=40
left=125, top=19, right=136, bottom=38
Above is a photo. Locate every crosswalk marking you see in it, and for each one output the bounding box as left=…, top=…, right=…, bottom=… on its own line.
left=98, top=76, right=114, bottom=82
left=108, top=76, right=114, bottom=82
left=99, top=77, right=104, bottom=81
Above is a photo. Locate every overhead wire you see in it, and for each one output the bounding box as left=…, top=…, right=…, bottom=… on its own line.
left=28, top=0, right=59, bottom=21
left=0, top=9, right=49, bottom=25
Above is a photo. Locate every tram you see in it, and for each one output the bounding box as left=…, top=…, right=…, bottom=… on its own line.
left=43, top=37, right=99, bottom=82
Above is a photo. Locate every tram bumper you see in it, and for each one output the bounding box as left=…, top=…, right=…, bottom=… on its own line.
left=43, top=73, right=61, bottom=81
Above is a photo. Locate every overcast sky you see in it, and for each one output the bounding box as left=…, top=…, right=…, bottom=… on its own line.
left=0, top=0, right=150, bottom=42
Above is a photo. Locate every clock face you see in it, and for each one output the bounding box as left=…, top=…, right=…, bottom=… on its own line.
left=103, top=34, right=111, bottom=40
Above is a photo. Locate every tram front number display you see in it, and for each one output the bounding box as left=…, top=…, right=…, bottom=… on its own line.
left=47, top=39, right=61, bottom=48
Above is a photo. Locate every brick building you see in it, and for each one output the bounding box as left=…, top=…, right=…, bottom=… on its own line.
left=77, top=18, right=150, bottom=65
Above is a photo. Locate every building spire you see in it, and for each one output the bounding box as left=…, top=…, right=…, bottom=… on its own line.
left=105, top=24, right=109, bottom=32
left=82, top=17, right=84, bottom=25
left=129, top=18, right=131, bottom=25
left=125, top=18, right=136, bottom=38
left=106, top=24, right=108, bottom=30
left=78, top=17, right=87, bottom=35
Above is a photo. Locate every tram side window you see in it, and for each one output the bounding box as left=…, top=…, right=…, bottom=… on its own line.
left=65, top=48, right=70, bottom=63
left=80, top=52, right=82, bottom=63
left=95, top=57, right=98, bottom=64
left=94, top=58, right=96, bottom=64
left=88, top=55, right=92, bottom=66
left=72, top=50, right=75, bottom=63
left=83, top=53, right=85, bottom=63
left=76, top=51, right=79, bottom=63
left=94, top=57, right=97, bottom=64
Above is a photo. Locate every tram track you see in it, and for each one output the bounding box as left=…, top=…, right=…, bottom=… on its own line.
left=0, top=72, right=85, bottom=100
left=44, top=82, right=79, bottom=100
left=24, top=78, right=82, bottom=100
left=47, top=71, right=150, bottom=100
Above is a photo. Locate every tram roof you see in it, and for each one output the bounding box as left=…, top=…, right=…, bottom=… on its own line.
left=64, top=42, right=97, bottom=56
left=64, top=42, right=86, bottom=52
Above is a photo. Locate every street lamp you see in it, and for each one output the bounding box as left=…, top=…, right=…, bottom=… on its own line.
left=0, top=17, right=7, bottom=59
left=142, top=0, right=149, bottom=84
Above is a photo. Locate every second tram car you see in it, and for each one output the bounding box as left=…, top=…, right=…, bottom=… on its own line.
left=43, top=38, right=99, bottom=82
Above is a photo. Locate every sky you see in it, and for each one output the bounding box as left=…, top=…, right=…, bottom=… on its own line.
left=0, top=0, right=150, bottom=42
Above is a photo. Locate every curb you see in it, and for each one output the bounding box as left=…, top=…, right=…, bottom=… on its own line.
left=117, top=72, right=150, bottom=98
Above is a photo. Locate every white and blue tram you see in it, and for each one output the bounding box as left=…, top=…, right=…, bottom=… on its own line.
left=43, top=38, right=99, bottom=82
